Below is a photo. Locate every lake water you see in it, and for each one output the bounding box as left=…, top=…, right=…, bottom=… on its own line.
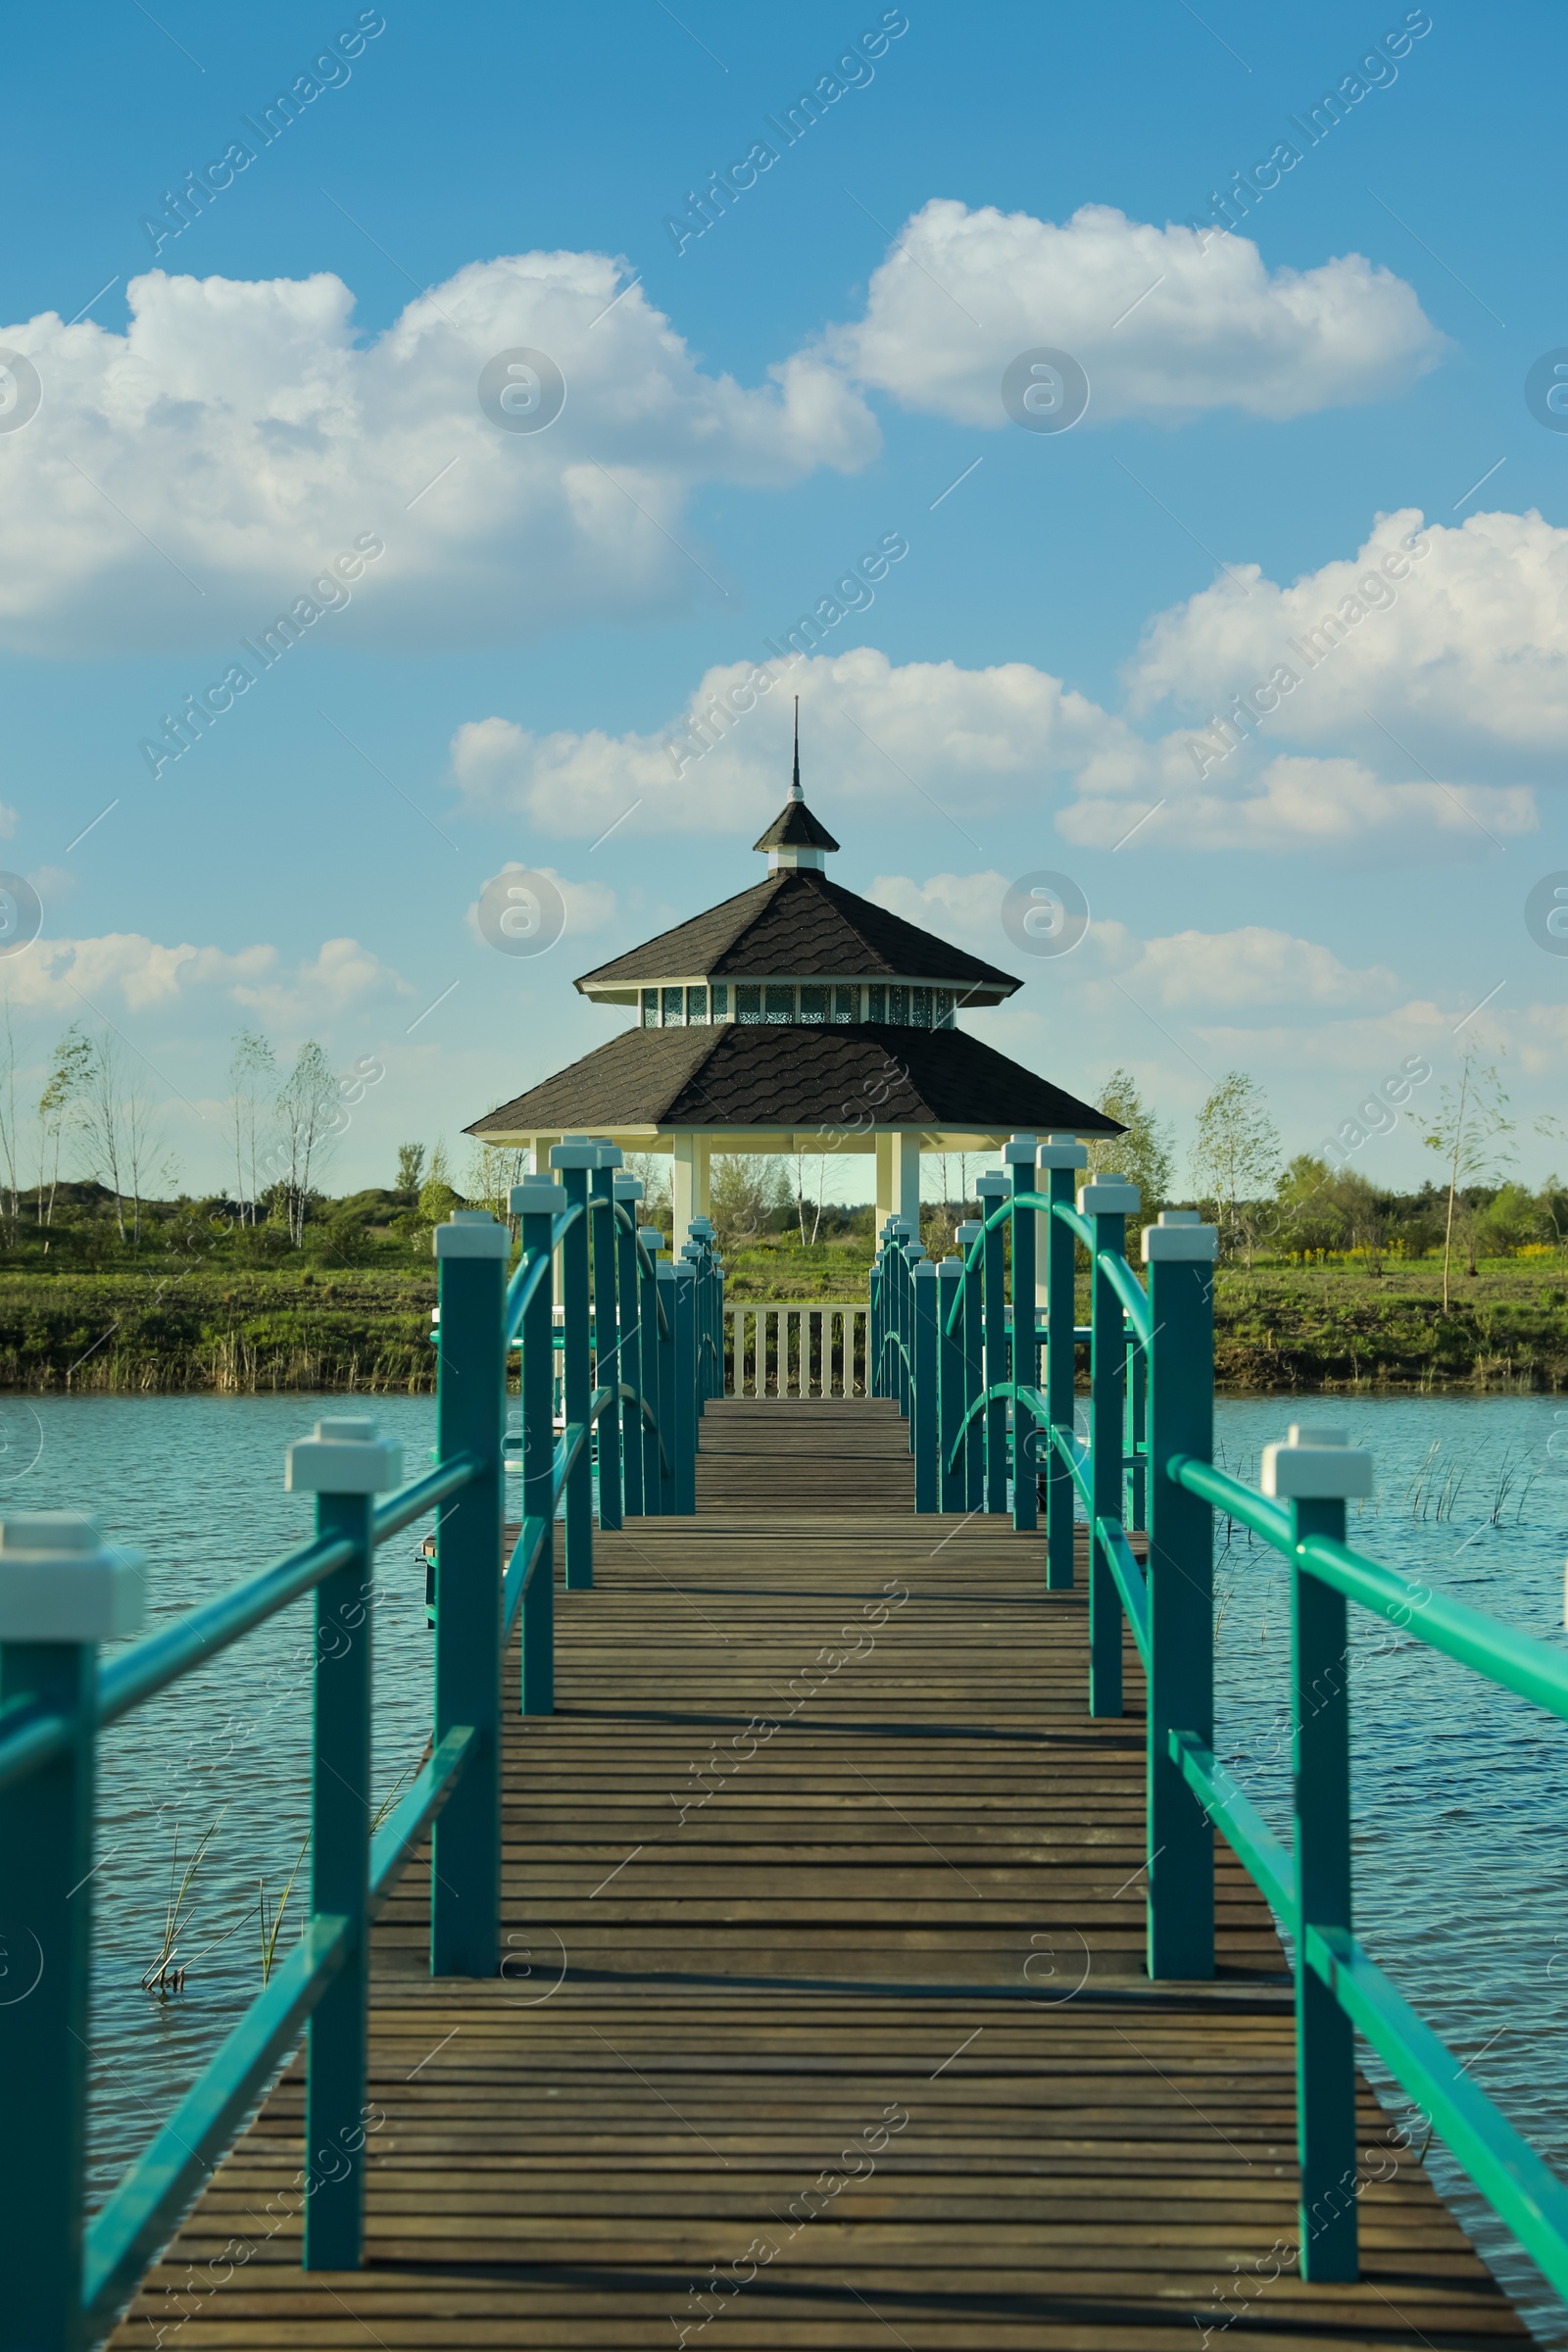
left=9, top=1390, right=1568, bottom=2343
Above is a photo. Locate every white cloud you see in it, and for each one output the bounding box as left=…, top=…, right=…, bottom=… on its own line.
left=0, top=930, right=406, bottom=1020
left=827, top=200, right=1442, bottom=425
left=463, top=863, right=616, bottom=951
left=866, top=877, right=1400, bottom=1016
left=1126, top=507, right=1568, bottom=769
left=451, top=636, right=1536, bottom=862
left=1056, top=755, right=1537, bottom=856
left=0, top=256, right=877, bottom=655
left=449, top=645, right=1141, bottom=839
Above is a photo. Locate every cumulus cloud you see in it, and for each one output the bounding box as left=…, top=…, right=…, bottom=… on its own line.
left=867, top=875, right=1400, bottom=1016
left=450, top=634, right=1534, bottom=860
left=0, top=256, right=876, bottom=655
left=449, top=645, right=1143, bottom=840
left=463, top=863, right=615, bottom=951
left=1127, top=507, right=1568, bottom=770
left=827, top=200, right=1442, bottom=425
left=0, top=930, right=406, bottom=1018
left=1057, top=755, right=1537, bottom=857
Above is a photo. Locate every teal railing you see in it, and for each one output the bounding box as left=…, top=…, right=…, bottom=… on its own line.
left=872, top=1129, right=1568, bottom=2297
left=0, top=1139, right=721, bottom=2350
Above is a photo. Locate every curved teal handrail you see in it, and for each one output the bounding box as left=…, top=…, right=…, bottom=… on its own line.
left=1098, top=1250, right=1153, bottom=1349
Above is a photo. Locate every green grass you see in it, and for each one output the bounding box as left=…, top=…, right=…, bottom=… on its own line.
left=0, top=1250, right=1563, bottom=1392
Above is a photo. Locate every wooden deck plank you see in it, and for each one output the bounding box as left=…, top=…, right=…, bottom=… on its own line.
left=110, top=1397, right=1528, bottom=2348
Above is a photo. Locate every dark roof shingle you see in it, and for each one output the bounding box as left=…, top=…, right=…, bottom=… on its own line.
left=575, top=869, right=1018, bottom=993
left=467, top=1020, right=1119, bottom=1139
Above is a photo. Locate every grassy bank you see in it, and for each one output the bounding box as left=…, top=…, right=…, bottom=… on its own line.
left=0, top=1270, right=438, bottom=1393
left=0, top=1253, right=1564, bottom=1393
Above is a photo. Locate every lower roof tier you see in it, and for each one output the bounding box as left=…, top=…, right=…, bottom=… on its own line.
left=466, top=1021, right=1121, bottom=1151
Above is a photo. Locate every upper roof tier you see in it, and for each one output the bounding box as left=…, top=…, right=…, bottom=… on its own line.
left=574, top=866, right=1019, bottom=1006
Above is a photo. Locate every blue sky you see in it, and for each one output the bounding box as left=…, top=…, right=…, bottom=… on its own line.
left=2, top=0, right=1562, bottom=1201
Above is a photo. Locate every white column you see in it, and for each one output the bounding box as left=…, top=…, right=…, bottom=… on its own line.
left=874, top=1132, right=895, bottom=1234
left=897, top=1132, right=921, bottom=1231
left=672, top=1133, right=695, bottom=1241
left=693, top=1136, right=711, bottom=1220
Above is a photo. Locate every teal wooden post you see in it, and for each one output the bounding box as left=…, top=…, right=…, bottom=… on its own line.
left=655, top=1252, right=679, bottom=1513
left=936, top=1256, right=964, bottom=1512
left=551, top=1142, right=596, bottom=1590
left=1265, top=1423, right=1373, bottom=2281
left=1040, top=1136, right=1086, bottom=1592
left=638, top=1227, right=664, bottom=1513
left=672, top=1264, right=697, bottom=1511
left=591, top=1147, right=623, bottom=1531
left=976, top=1172, right=1009, bottom=1514
left=612, top=1176, right=644, bottom=1515
left=1127, top=1336, right=1148, bottom=1535
left=688, top=1218, right=717, bottom=1406
left=1004, top=1137, right=1038, bottom=1531
left=1082, top=1179, right=1139, bottom=1718
left=1143, top=1209, right=1217, bottom=1981
left=911, top=1258, right=938, bottom=1511
left=903, top=1242, right=926, bottom=1452
left=512, top=1183, right=563, bottom=1720
left=286, top=1419, right=401, bottom=2268
left=955, top=1220, right=983, bottom=1510
left=0, top=1514, right=144, bottom=2352
left=431, top=1209, right=508, bottom=1966
left=869, top=1249, right=883, bottom=1396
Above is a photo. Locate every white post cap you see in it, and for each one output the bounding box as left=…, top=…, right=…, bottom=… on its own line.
left=937, top=1255, right=962, bottom=1277
left=1038, top=1136, right=1088, bottom=1170
left=434, top=1207, right=511, bottom=1257
left=976, top=1171, right=1009, bottom=1196
left=906, top=1243, right=928, bottom=1262
left=1079, top=1180, right=1141, bottom=1216
left=1003, top=1135, right=1038, bottom=1165
left=912, top=1257, right=937, bottom=1278
left=549, top=1140, right=601, bottom=1170
left=510, top=1180, right=567, bottom=1217
left=612, top=1172, right=643, bottom=1196
left=956, top=1221, right=982, bottom=1242
left=1142, top=1212, right=1218, bottom=1262
left=1261, top=1426, right=1373, bottom=1500
left=286, top=1417, right=403, bottom=1494
left=0, top=1513, right=147, bottom=1642
left=594, top=1142, right=625, bottom=1168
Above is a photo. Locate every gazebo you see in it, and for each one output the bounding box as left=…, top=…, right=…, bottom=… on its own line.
left=466, top=744, right=1118, bottom=1241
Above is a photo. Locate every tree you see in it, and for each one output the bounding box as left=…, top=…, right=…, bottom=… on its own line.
left=0, top=1000, right=22, bottom=1236
left=396, top=1141, right=426, bottom=1195
left=710, top=1154, right=787, bottom=1255
left=1085, top=1068, right=1173, bottom=1221
left=228, top=1030, right=274, bottom=1224
left=791, top=1149, right=828, bottom=1246
left=1191, top=1070, right=1280, bottom=1264
left=271, top=1042, right=341, bottom=1247
left=1422, top=1054, right=1514, bottom=1310
left=78, top=1030, right=129, bottom=1242
left=36, top=1025, right=92, bottom=1240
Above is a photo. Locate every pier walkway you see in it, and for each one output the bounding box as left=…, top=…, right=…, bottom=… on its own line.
left=112, top=1399, right=1522, bottom=2349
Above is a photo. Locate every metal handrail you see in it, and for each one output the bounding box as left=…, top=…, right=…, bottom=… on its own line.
left=880, top=1132, right=1568, bottom=2303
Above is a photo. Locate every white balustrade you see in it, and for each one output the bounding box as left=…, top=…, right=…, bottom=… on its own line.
left=724, top=1303, right=866, bottom=1397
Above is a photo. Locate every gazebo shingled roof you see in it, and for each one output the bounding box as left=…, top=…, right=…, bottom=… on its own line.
left=575, top=869, right=1018, bottom=1000
left=466, top=732, right=1121, bottom=1235
left=469, top=1020, right=1117, bottom=1144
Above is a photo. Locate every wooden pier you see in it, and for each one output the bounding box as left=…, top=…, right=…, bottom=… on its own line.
left=114, top=1398, right=1526, bottom=2347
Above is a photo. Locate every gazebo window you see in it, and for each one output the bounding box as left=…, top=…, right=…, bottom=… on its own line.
left=711, top=982, right=729, bottom=1019
left=686, top=985, right=708, bottom=1024
left=662, top=987, right=684, bottom=1026
left=866, top=984, right=886, bottom=1021
left=736, top=984, right=762, bottom=1024
left=889, top=986, right=907, bottom=1024
left=833, top=986, right=857, bottom=1023
left=640, top=989, right=659, bottom=1027
left=935, top=990, right=956, bottom=1029
left=911, top=987, right=933, bottom=1029
left=799, top=985, right=827, bottom=1024
left=764, top=985, right=794, bottom=1024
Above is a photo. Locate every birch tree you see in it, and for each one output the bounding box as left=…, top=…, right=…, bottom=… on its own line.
left=1422, top=1055, right=1515, bottom=1310
left=1191, top=1070, right=1280, bottom=1264
left=273, top=1042, right=340, bottom=1246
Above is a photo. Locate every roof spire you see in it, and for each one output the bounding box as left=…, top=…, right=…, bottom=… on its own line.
left=790, top=696, right=802, bottom=801
left=752, top=704, right=839, bottom=869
